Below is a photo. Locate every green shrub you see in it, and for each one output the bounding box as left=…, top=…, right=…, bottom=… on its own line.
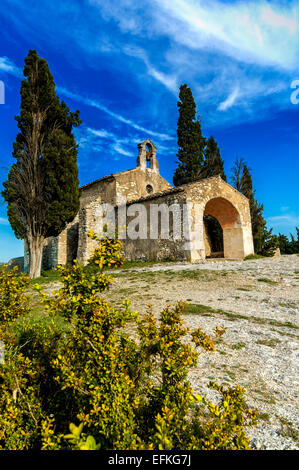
left=244, top=254, right=265, bottom=261
left=0, top=231, right=257, bottom=450
left=0, top=265, right=30, bottom=323
left=259, top=229, right=279, bottom=257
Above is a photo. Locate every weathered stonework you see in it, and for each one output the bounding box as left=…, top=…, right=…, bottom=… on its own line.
left=31, top=138, right=254, bottom=270
left=118, top=175, right=254, bottom=263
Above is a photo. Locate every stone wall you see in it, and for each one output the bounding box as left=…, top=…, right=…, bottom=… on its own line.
left=7, top=256, right=24, bottom=272
left=76, top=202, right=99, bottom=265
left=116, top=176, right=254, bottom=263
left=119, top=190, right=188, bottom=262
left=38, top=216, right=79, bottom=270
left=114, top=167, right=172, bottom=204
left=80, top=176, right=116, bottom=206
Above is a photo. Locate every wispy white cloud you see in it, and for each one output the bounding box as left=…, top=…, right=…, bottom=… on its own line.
left=113, top=142, right=135, bottom=157
left=267, top=213, right=299, bottom=231
left=261, top=6, right=298, bottom=35
left=123, top=45, right=178, bottom=93
left=0, top=56, right=22, bottom=78
left=1, top=0, right=298, bottom=131
left=218, top=86, right=240, bottom=111
left=57, top=86, right=173, bottom=141
left=89, top=0, right=299, bottom=127
left=152, top=0, right=299, bottom=70
left=0, top=217, right=9, bottom=226
left=0, top=52, right=174, bottom=171
left=77, top=125, right=176, bottom=168
left=92, top=0, right=299, bottom=69
left=86, top=128, right=115, bottom=139
left=0, top=55, right=174, bottom=141
left=76, top=126, right=142, bottom=162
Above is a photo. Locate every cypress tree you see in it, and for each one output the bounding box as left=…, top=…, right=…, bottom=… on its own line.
left=240, top=164, right=253, bottom=199
left=202, top=136, right=226, bottom=181
left=230, top=158, right=268, bottom=254
left=278, top=228, right=299, bottom=254
left=239, top=164, right=267, bottom=253
left=277, top=234, right=291, bottom=254
left=173, top=84, right=205, bottom=186
left=173, top=86, right=226, bottom=252
left=2, top=50, right=81, bottom=278
left=231, top=157, right=252, bottom=194
left=260, top=227, right=279, bottom=257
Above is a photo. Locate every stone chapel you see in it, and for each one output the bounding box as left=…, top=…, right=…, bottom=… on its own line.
left=24, top=139, right=254, bottom=271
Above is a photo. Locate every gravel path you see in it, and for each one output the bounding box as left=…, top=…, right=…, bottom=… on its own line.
left=107, top=254, right=299, bottom=449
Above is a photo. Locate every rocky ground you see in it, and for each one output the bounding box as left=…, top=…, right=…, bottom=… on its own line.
left=104, top=254, right=299, bottom=450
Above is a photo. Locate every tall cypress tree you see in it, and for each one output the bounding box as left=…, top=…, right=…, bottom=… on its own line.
left=230, top=157, right=245, bottom=192
left=240, top=164, right=253, bottom=199
left=230, top=158, right=267, bottom=253
left=2, top=50, right=81, bottom=278
left=239, top=164, right=267, bottom=253
left=173, top=84, right=205, bottom=186
left=202, top=136, right=226, bottom=181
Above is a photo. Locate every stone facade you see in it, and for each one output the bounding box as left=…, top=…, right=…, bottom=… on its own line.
left=119, top=175, right=254, bottom=263
left=24, top=138, right=254, bottom=271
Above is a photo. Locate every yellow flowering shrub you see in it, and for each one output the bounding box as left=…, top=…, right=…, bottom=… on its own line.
left=0, top=267, right=72, bottom=449
left=0, top=233, right=257, bottom=450
left=0, top=266, right=42, bottom=449
left=0, top=343, right=43, bottom=449
left=0, top=265, right=30, bottom=323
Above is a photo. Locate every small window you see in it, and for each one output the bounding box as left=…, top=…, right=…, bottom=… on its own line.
left=146, top=184, right=153, bottom=194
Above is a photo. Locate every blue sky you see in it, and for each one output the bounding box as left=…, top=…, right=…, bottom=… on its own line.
left=0, top=0, right=298, bottom=262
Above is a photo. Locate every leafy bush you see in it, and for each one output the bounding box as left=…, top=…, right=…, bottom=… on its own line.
left=0, top=265, right=30, bottom=323
left=0, top=232, right=257, bottom=450
left=258, top=228, right=279, bottom=257
left=0, top=342, right=43, bottom=449
left=244, top=254, right=265, bottom=261
left=277, top=228, right=299, bottom=254
left=0, top=265, right=41, bottom=449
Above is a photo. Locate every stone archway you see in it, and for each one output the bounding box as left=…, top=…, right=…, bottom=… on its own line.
left=203, top=197, right=244, bottom=259
left=183, top=177, right=254, bottom=262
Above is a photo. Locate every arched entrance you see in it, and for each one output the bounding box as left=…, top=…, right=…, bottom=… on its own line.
left=204, top=215, right=223, bottom=258
left=204, top=197, right=245, bottom=259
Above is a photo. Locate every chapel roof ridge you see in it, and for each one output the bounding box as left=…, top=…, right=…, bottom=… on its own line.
left=80, top=167, right=139, bottom=190
left=175, top=175, right=250, bottom=201
left=123, top=174, right=249, bottom=205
